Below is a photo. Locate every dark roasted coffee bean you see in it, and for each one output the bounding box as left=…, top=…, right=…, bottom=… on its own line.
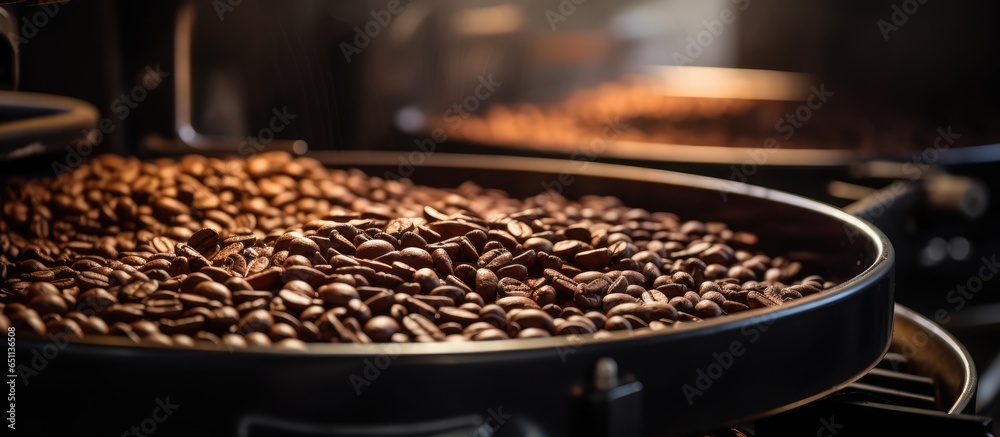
left=603, top=293, right=638, bottom=312
left=574, top=248, right=611, bottom=269
left=437, top=307, right=479, bottom=326
left=639, top=302, right=679, bottom=321
left=522, top=237, right=553, bottom=254
left=721, top=301, right=749, bottom=314
left=478, top=248, right=512, bottom=270
left=474, top=268, right=499, bottom=301
left=77, top=271, right=110, bottom=290
left=473, top=328, right=510, bottom=341
left=29, top=294, right=67, bottom=316
left=510, top=309, right=555, bottom=333
left=430, top=285, right=465, bottom=303
left=747, top=289, right=782, bottom=308
left=364, top=315, right=400, bottom=342
left=496, top=296, right=541, bottom=311
left=238, top=309, right=273, bottom=333
left=695, top=300, right=723, bottom=318
left=193, top=281, right=231, bottom=302
left=530, top=285, right=557, bottom=306
left=278, top=289, right=313, bottom=312
left=363, top=290, right=395, bottom=314
left=604, top=315, right=631, bottom=331
left=555, top=320, right=593, bottom=336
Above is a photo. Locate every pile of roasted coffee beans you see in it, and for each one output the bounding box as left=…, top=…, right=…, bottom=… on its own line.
left=0, top=153, right=835, bottom=349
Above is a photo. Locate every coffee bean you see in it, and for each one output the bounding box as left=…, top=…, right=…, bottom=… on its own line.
left=193, top=281, right=231, bottom=302
left=474, top=268, right=499, bottom=301
left=238, top=309, right=273, bottom=333
left=364, top=316, right=400, bottom=342
left=523, top=237, right=553, bottom=254
left=473, top=328, right=510, bottom=341
left=747, top=289, right=782, bottom=308
left=77, top=271, right=110, bottom=291
left=530, top=285, right=557, bottom=306
left=510, top=309, right=555, bottom=333
left=29, top=294, right=67, bottom=316
left=552, top=240, right=591, bottom=260
left=438, top=307, right=479, bottom=326
left=496, top=296, right=541, bottom=311
left=478, top=248, right=512, bottom=270
left=556, top=320, right=593, bottom=336
left=278, top=289, right=313, bottom=312
left=575, top=248, right=611, bottom=269
left=695, top=300, right=723, bottom=318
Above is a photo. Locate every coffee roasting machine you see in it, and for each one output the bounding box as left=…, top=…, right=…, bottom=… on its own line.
left=3, top=0, right=1000, bottom=436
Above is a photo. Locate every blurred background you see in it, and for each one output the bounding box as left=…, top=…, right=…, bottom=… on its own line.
left=3, top=0, right=1000, bottom=433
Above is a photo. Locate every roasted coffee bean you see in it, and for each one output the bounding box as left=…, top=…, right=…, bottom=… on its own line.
left=278, top=289, right=313, bottom=312
left=747, top=290, right=782, bottom=308
left=530, top=285, right=557, bottom=306
left=29, top=294, right=67, bottom=316
left=603, top=293, right=638, bottom=312
left=77, top=271, right=110, bottom=291
left=556, top=320, right=594, bottom=336
left=437, top=307, right=479, bottom=326
left=473, top=328, right=510, bottom=341
left=238, top=309, right=273, bottom=333
left=510, top=309, right=555, bottom=333
left=639, top=302, right=679, bottom=321
left=364, top=316, right=400, bottom=342
left=522, top=237, right=553, bottom=254
left=575, top=248, right=611, bottom=269
left=721, top=301, right=750, bottom=314
left=495, top=296, right=541, bottom=311
left=640, top=289, right=669, bottom=304
left=355, top=239, right=394, bottom=260
left=316, top=282, right=358, bottom=306
left=429, top=285, right=466, bottom=303
left=695, top=300, right=723, bottom=318
left=474, top=268, right=499, bottom=301
left=604, top=315, right=632, bottom=331
left=478, top=248, right=512, bottom=270
left=193, top=281, right=231, bottom=302
left=497, top=277, right=531, bottom=298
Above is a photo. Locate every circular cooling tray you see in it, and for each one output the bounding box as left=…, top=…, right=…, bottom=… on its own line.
left=14, top=152, right=893, bottom=436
